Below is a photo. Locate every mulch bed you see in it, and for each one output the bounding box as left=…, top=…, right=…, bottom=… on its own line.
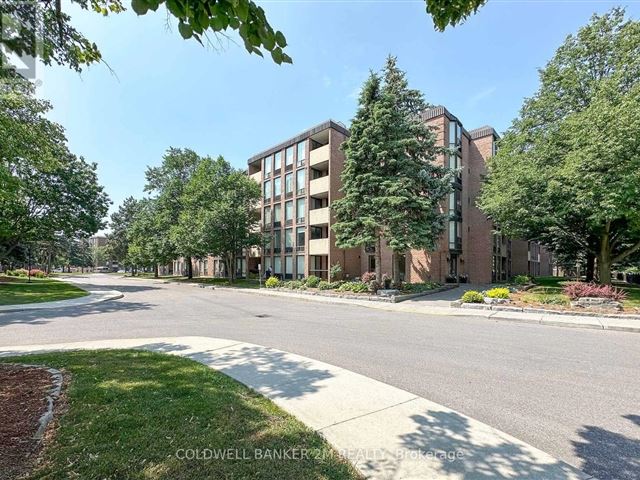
left=0, top=364, right=61, bottom=480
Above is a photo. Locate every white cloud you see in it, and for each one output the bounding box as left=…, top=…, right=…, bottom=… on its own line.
left=467, top=86, right=497, bottom=107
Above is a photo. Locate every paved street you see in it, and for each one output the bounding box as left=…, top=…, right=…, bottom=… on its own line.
left=1, top=274, right=638, bottom=480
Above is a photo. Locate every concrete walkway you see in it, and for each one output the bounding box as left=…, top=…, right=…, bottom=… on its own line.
left=206, top=286, right=640, bottom=333
left=0, top=289, right=123, bottom=313
left=0, top=336, right=591, bottom=480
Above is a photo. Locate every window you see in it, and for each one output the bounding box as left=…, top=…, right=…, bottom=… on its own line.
left=203, top=258, right=208, bottom=276
left=296, top=226, right=305, bottom=251
left=285, top=228, right=293, bottom=252
left=273, top=176, right=281, bottom=198
left=273, top=229, right=281, bottom=253
left=285, top=146, right=294, bottom=168
left=285, top=173, right=293, bottom=197
left=449, top=190, right=461, bottom=217
left=274, top=151, right=282, bottom=172
left=263, top=256, right=272, bottom=272
left=297, top=141, right=306, bottom=166
left=296, top=255, right=305, bottom=279
left=263, top=235, right=271, bottom=253
left=263, top=206, right=271, bottom=226
left=263, top=155, right=272, bottom=178
left=368, top=255, right=375, bottom=272
left=449, top=221, right=462, bottom=250
left=263, top=180, right=271, bottom=200
left=449, top=120, right=462, bottom=148
left=296, top=197, right=305, bottom=223
left=284, top=256, right=293, bottom=279
left=296, top=169, right=305, bottom=194
left=236, top=258, right=246, bottom=278
left=285, top=200, right=293, bottom=225
left=273, top=204, right=281, bottom=227
left=274, top=256, right=282, bottom=275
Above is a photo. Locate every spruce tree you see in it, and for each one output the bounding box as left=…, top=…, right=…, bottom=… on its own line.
left=333, top=57, right=451, bottom=284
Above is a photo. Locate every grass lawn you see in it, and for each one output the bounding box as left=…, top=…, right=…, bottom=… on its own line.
left=1, top=350, right=359, bottom=480
left=0, top=277, right=88, bottom=306
left=516, top=276, right=640, bottom=311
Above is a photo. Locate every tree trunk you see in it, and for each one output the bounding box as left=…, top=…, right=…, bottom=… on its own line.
left=375, top=236, right=382, bottom=284
left=597, top=232, right=612, bottom=285
left=154, top=264, right=159, bottom=278
left=392, top=253, right=402, bottom=286
left=228, top=253, right=235, bottom=282
left=186, top=256, right=193, bottom=279
left=585, top=252, right=595, bottom=282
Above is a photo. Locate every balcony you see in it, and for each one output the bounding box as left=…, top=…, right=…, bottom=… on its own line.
left=309, top=176, right=329, bottom=198
left=310, top=144, right=329, bottom=168
left=250, top=171, right=262, bottom=184
left=309, top=238, right=329, bottom=255
left=309, top=207, right=329, bottom=226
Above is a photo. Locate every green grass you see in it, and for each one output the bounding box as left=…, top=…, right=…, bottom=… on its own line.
left=0, top=277, right=88, bottom=305
left=1, top=350, right=360, bottom=480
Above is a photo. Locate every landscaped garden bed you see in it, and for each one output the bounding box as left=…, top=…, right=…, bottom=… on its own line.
left=0, top=350, right=360, bottom=480
left=454, top=276, right=640, bottom=317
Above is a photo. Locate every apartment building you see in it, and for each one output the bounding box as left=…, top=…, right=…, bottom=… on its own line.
left=244, top=107, right=551, bottom=283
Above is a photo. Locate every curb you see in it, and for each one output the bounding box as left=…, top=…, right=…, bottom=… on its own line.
left=0, top=336, right=592, bottom=480
left=0, top=290, right=123, bottom=313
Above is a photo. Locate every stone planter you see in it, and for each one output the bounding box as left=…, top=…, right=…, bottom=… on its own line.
left=483, top=297, right=509, bottom=305
left=570, top=297, right=623, bottom=311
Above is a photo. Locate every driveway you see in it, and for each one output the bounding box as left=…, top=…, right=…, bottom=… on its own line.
left=0, top=274, right=638, bottom=480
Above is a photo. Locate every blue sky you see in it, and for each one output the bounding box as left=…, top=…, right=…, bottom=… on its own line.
left=37, top=1, right=639, bottom=222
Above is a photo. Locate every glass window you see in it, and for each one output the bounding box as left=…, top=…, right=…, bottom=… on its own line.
left=285, top=146, right=294, bottom=167
left=285, top=228, right=293, bottom=249
left=285, top=201, right=293, bottom=222
left=296, top=169, right=305, bottom=193
left=263, top=180, right=271, bottom=199
left=274, top=176, right=281, bottom=196
left=449, top=192, right=456, bottom=214
left=274, top=151, right=282, bottom=171
left=273, top=204, right=281, bottom=225
left=285, top=256, right=293, bottom=278
left=296, top=197, right=305, bottom=221
left=296, top=226, right=305, bottom=249
left=449, top=121, right=461, bottom=147
left=263, top=206, right=271, bottom=226
left=274, top=256, right=282, bottom=274
left=449, top=221, right=456, bottom=249
left=285, top=173, right=293, bottom=194
left=274, top=229, right=281, bottom=252
left=296, top=255, right=305, bottom=279
left=263, top=155, right=272, bottom=176
left=297, top=142, right=306, bottom=166
left=264, top=256, right=272, bottom=271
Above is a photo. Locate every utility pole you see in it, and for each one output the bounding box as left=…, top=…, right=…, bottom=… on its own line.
left=27, top=245, right=32, bottom=284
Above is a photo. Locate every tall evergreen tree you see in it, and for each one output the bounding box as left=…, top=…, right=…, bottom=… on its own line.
left=333, top=57, right=451, bottom=283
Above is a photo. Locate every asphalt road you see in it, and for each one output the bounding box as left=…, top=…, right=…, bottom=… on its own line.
left=1, top=274, right=638, bottom=480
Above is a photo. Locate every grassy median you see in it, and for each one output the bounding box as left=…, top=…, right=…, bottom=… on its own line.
left=1, top=350, right=360, bottom=480
left=0, top=277, right=88, bottom=306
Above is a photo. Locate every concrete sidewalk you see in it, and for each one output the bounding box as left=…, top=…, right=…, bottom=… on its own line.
left=207, top=287, right=640, bottom=333
left=0, top=289, right=123, bottom=313
left=0, top=336, right=591, bottom=479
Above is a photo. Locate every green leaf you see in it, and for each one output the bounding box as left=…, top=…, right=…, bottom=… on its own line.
left=178, top=21, right=193, bottom=39
left=131, top=0, right=149, bottom=15
left=234, top=0, right=249, bottom=22
left=275, top=31, right=287, bottom=48
left=270, top=47, right=283, bottom=64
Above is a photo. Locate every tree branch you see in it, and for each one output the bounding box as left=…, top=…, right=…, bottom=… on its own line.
left=611, top=239, right=640, bottom=264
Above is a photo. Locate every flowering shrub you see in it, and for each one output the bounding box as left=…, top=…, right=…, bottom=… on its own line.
left=461, top=290, right=484, bottom=303
left=265, top=277, right=280, bottom=288
left=29, top=269, right=47, bottom=278
left=563, top=282, right=627, bottom=301
left=360, top=271, right=376, bottom=283
left=485, top=288, right=510, bottom=299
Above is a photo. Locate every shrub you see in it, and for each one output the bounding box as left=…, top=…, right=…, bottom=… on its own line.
left=563, top=282, right=627, bottom=301
left=329, top=281, right=343, bottom=289
left=486, top=287, right=510, bottom=299
left=461, top=290, right=484, bottom=303
left=513, top=274, right=531, bottom=285
left=337, top=281, right=368, bottom=293
left=265, top=277, right=280, bottom=288
left=29, top=269, right=47, bottom=278
left=305, top=275, right=320, bottom=288
left=289, top=280, right=304, bottom=289
left=329, top=262, right=342, bottom=281
left=402, top=282, right=440, bottom=293
left=317, top=281, right=331, bottom=290
left=7, top=268, right=28, bottom=277
left=368, top=280, right=380, bottom=292
left=361, top=271, right=376, bottom=283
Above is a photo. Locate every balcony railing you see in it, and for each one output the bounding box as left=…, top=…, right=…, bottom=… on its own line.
left=309, top=207, right=329, bottom=226
left=309, top=238, right=329, bottom=255
left=310, top=144, right=329, bottom=167
left=309, top=176, right=329, bottom=197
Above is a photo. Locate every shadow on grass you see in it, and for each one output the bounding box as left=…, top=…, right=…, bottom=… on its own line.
left=0, top=349, right=358, bottom=480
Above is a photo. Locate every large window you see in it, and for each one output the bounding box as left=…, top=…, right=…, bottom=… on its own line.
left=285, top=145, right=294, bottom=169
left=296, top=197, right=305, bottom=223
left=263, top=155, right=272, bottom=178
left=274, top=151, right=282, bottom=172
left=263, top=206, right=271, bottom=227
left=273, top=176, right=281, bottom=198
left=449, top=220, right=462, bottom=250
left=284, top=228, right=293, bottom=252
left=273, top=204, right=281, bottom=227
left=449, top=190, right=461, bottom=217
left=296, top=255, right=305, bottom=279
left=284, top=256, right=293, bottom=279
left=285, top=200, right=293, bottom=225
left=296, top=169, right=305, bottom=195
left=296, top=226, right=305, bottom=251
left=297, top=141, right=306, bottom=166
left=263, top=180, right=271, bottom=200
left=285, top=173, right=293, bottom=197
left=449, top=120, right=462, bottom=148
left=273, top=229, right=281, bottom=253
left=274, top=256, right=282, bottom=275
